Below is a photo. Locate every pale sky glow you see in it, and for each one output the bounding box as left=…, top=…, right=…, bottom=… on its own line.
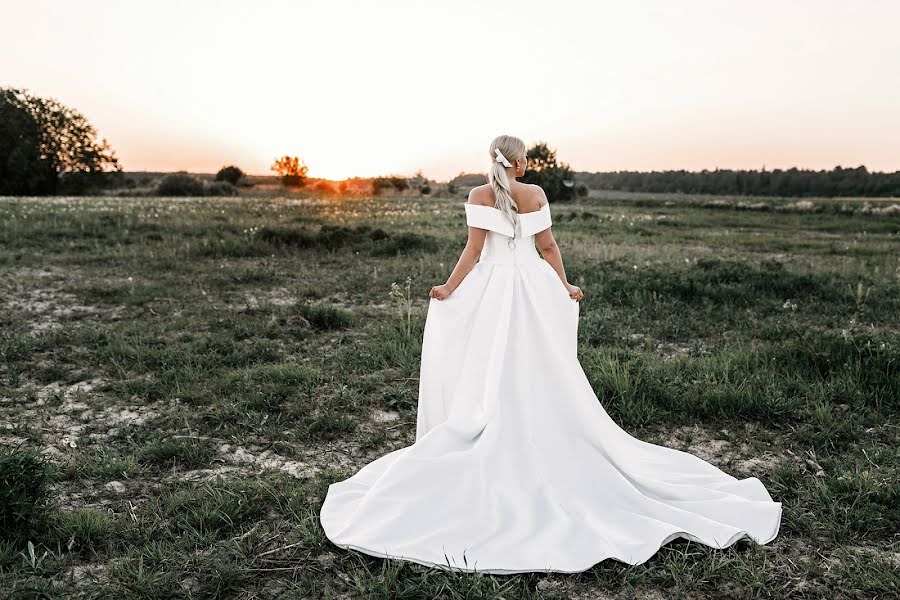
left=3, top=1, right=900, bottom=180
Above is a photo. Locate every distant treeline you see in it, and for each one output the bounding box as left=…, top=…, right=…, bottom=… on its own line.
left=577, top=166, right=900, bottom=197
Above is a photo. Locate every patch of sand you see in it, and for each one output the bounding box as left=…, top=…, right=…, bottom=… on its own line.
left=3, top=288, right=125, bottom=334
left=7, top=378, right=160, bottom=461
left=216, top=443, right=318, bottom=479
left=658, top=423, right=788, bottom=477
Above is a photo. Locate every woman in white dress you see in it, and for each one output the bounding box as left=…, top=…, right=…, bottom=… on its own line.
left=319, top=135, right=782, bottom=575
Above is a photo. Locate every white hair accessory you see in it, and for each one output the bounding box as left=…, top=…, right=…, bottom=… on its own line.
left=494, top=148, right=512, bottom=168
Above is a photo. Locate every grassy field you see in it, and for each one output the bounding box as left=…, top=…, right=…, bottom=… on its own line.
left=1, top=191, right=898, bottom=599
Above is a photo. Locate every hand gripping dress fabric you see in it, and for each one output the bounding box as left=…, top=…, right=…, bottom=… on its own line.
left=319, top=201, right=782, bottom=575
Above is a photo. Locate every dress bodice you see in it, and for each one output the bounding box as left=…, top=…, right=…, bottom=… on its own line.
left=463, top=202, right=552, bottom=265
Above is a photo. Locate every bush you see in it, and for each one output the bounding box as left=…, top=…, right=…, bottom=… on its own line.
left=155, top=172, right=238, bottom=196
left=0, top=449, right=53, bottom=544
left=271, top=155, right=309, bottom=187
left=575, top=183, right=589, bottom=197
left=372, top=177, right=393, bottom=194
left=156, top=171, right=206, bottom=196
left=205, top=181, right=239, bottom=196
left=215, top=165, right=244, bottom=185
left=372, top=176, right=410, bottom=195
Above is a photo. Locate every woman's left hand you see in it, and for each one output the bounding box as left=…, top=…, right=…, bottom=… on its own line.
left=429, top=284, right=453, bottom=300
left=565, top=283, right=584, bottom=302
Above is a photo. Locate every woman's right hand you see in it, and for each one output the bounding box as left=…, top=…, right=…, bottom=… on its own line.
left=565, top=282, right=583, bottom=302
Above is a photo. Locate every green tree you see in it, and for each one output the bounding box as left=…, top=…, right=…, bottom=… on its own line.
left=520, top=141, right=576, bottom=202
left=0, top=87, right=120, bottom=195
left=215, top=165, right=244, bottom=185
left=270, top=155, right=309, bottom=187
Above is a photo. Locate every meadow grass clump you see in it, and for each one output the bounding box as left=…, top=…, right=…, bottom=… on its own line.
left=51, top=507, right=118, bottom=556
left=304, top=410, right=358, bottom=440
left=137, top=439, right=215, bottom=470
left=292, top=301, right=356, bottom=331
left=0, top=449, right=54, bottom=545
left=158, top=478, right=274, bottom=540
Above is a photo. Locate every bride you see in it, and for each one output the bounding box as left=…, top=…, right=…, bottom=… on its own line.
left=319, top=135, right=782, bottom=575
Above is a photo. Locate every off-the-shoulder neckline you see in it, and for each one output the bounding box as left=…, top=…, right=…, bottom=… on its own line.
left=462, top=202, right=549, bottom=216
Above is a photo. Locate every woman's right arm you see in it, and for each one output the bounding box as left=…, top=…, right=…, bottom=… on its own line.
left=537, top=232, right=583, bottom=301
left=535, top=229, right=568, bottom=287
left=533, top=189, right=584, bottom=302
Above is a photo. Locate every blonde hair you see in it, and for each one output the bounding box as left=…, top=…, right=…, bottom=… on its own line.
left=488, top=135, right=526, bottom=235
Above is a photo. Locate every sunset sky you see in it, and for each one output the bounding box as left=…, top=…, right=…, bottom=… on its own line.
left=4, top=1, right=900, bottom=181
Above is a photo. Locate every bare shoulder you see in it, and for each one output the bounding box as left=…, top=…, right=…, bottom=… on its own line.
left=466, top=184, right=494, bottom=206
left=527, top=183, right=549, bottom=207
left=511, top=183, right=547, bottom=212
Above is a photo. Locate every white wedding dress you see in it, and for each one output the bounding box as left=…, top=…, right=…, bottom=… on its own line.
left=319, top=200, right=782, bottom=574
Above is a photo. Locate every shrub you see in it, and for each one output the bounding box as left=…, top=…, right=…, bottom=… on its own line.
left=372, top=177, right=393, bottom=195
left=390, top=176, right=409, bottom=191
left=205, top=181, right=239, bottom=196
left=271, top=155, right=309, bottom=187
left=155, top=171, right=206, bottom=196
left=372, top=176, right=410, bottom=194
left=155, top=172, right=239, bottom=196
left=215, top=165, right=244, bottom=185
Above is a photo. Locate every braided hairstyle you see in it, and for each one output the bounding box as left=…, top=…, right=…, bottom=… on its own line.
left=488, top=135, right=526, bottom=236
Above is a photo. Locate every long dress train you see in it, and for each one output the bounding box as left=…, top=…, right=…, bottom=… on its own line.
left=319, top=200, right=782, bottom=575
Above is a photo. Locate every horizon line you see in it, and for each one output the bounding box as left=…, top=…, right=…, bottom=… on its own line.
left=118, top=163, right=900, bottom=181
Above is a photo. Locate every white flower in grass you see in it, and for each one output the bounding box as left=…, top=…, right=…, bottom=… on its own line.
left=782, top=299, right=797, bottom=311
